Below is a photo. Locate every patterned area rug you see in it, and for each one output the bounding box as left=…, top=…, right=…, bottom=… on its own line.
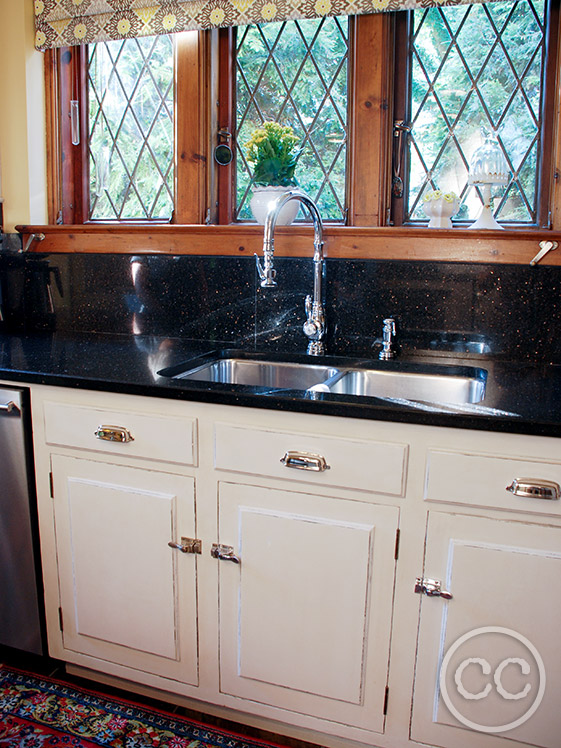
left=0, top=666, right=286, bottom=747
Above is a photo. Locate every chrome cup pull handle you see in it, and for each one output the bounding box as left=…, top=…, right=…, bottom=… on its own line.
left=94, top=425, right=135, bottom=443
left=280, top=450, right=330, bottom=472
left=506, top=478, right=560, bottom=501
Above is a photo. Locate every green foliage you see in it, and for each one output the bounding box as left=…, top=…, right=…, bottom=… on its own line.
left=408, top=0, right=545, bottom=224
left=86, top=4, right=546, bottom=226
left=236, top=18, right=348, bottom=221
left=245, top=122, right=300, bottom=187
left=88, top=35, right=174, bottom=220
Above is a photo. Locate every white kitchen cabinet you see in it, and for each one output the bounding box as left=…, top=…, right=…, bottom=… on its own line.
left=51, top=455, right=200, bottom=684
left=216, top=480, right=399, bottom=733
left=27, top=382, right=561, bottom=748
left=411, top=511, right=561, bottom=748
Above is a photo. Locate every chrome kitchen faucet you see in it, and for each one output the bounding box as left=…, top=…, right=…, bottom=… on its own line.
left=255, top=189, right=326, bottom=356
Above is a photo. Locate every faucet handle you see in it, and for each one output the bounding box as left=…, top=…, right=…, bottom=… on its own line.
left=254, top=253, right=277, bottom=287
left=303, top=294, right=326, bottom=353
left=303, top=295, right=316, bottom=336
left=383, top=318, right=396, bottom=335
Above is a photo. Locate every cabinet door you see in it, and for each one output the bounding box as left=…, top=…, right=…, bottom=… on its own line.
left=52, top=455, right=199, bottom=685
left=217, top=481, right=399, bottom=734
left=411, top=511, right=561, bottom=748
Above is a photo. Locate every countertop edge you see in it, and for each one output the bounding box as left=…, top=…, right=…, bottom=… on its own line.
left=1, top=365, right=558, bottom=439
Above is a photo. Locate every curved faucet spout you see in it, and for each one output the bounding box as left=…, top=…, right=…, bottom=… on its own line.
left=255, top=189, right=326, bottom=356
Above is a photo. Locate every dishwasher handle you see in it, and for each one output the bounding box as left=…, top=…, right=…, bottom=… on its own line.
left=0, top=401, right=20, bottom=415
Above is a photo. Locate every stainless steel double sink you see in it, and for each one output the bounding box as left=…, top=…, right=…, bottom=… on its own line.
left=159, top=353, right=487, bottom=406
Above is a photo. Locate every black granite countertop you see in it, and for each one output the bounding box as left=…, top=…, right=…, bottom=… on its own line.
left=1, top=330, right=560, bottom=438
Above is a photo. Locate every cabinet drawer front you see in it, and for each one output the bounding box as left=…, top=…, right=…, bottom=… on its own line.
left=425, top=449, right=561, bottom=515
left=215, top=423, right=408, bottom=496
left=44, top=401, right=197, bottom=466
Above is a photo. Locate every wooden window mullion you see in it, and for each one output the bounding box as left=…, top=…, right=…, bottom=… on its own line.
left=538, top=0, right=560, bottom=228
left=214, top=27, right=236, bottom=225
left=54, top=45, right=88, bottom=224
left=174, top=31, right=208, bottom=225
left=347, top=13, right=394, bottom=227
left=390, top=11, right=411, bottom=227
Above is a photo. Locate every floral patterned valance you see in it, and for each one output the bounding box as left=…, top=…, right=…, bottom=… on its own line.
left=34, top=0, right=506, bottom=50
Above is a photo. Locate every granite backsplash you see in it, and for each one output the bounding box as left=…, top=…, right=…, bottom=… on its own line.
left=1, top=245, right=560, bottom=365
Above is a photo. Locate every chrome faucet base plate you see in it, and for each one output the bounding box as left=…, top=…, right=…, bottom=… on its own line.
left=307, top=341, right=325, bottom=356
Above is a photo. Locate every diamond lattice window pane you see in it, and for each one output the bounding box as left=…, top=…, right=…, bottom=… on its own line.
left=406, top=0, right=546, bottom=225
left=88, top=35, right=174, bottom=221
left=236, top=18, right=348, bottom=222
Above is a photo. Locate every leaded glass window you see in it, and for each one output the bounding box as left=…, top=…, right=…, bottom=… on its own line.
left=88, top=35, right=174, bottom=221
left=235, top=18, right=349, bottom=222
left=404, top=0, right=547, bottom=224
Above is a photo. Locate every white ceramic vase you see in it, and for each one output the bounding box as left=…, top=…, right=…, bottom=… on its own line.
left=249, top=186, right=300, bottom=225
left=423, top=195, right=460, bottom=228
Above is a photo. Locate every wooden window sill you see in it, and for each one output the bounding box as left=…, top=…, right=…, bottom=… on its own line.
left=15, top=224, right=561, bottom=266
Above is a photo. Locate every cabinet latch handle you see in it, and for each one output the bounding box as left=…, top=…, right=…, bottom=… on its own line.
left=415, top=577, right=453, bottom=600
left=211, top=543, right=240, bottom=564
left=280, top=450, right=330, bottom=472
left=506, top=478, right=560, bottom=501
left=168, top=537, right=202, bottom=554
left=94, top=425, right=134, bottom=443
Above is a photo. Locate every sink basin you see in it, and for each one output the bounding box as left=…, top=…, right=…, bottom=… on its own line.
left=160, top=353, right=487, bottom=406
left=167, top=357, right=340, bottom=390
left=326, top=365, right=486, bottom=405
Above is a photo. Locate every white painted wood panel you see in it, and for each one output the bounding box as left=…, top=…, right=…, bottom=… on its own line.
left=214, top=422, right=408, bottom=496
left=52, top=455, right=199, bottom=684
left=68, top=476, right=177, bottom=657
left=411, top=511, right=561, bottom=748
left=217, top=481, right=399, bottom=733
left=238, top=508, right=370, bottom=702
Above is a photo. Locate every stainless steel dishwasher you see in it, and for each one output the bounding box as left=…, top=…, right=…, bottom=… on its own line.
left=0, top=386, right=45, bottom=654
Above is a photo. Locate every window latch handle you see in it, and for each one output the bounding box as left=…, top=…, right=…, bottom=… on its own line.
left=392, top=121, right=411, bottom=199
left=70, top=100, right=80, bottom=146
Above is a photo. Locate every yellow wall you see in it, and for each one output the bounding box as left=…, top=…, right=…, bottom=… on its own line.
left=0, top=0, right=47, bottom=232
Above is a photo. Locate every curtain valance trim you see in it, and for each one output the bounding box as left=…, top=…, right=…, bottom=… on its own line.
left=33, top=0, right=509, bottom=50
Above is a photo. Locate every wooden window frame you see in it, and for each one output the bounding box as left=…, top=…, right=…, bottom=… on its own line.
left=45, top=31, right=208, bottom=226
left=391, top=0, right=561, bottom=228
left=46, top=15, right=394, bottom=229
left=347, top=14, right=394, bottom=226
left=215, top=15, right=394, bottom=227
left=37, top=7, right=561, bottom=263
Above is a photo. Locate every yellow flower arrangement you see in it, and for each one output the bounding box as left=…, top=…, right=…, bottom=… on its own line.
left=246, top=121, right=300, bottom=187
left=423, top=189, right=458, bottom=203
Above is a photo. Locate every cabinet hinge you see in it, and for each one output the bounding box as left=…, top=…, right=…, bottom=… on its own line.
left=394, top=528, right=400, bottom=559
left=58, top=607, right=64, bottom=632
left=383, top=686, right=389, bottom=715
left=49, top=472, right=54, bottom=499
